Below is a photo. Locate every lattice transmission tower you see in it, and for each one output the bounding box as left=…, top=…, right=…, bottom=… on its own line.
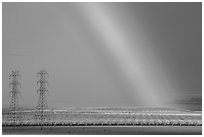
left=7, top=70, right=22, bottom=127
left=35, top=70, right=49, bottom=130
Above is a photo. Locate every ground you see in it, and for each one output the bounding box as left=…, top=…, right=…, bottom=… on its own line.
left=2, top=126, right=202, bottom=135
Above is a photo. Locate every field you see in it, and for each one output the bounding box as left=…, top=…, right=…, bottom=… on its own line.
left=2, top=107, right=202, bottom=134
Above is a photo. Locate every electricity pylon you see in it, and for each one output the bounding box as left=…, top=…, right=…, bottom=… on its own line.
left=35, top=70, right=49, bottom=130
left=7, top=70, right=22, bottom=127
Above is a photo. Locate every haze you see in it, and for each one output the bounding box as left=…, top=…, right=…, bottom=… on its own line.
left=2, top=3, right=201, bottom=110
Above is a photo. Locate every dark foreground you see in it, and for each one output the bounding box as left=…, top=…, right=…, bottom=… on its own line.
left=2, top=126, right=202, bottom=135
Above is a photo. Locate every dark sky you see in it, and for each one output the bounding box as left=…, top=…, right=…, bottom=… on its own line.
left=2, top=3, right=202, bottom=110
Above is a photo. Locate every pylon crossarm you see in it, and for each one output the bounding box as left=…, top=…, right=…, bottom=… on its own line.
left=37, top=89, right=48, bottom=93
left=37, top=70, right=49, bottom=77
left=9, top=71, right=20, bottom=77
left=9, top=90, right=21, bottom=95
left=9, top=82, right=21, bottom=88
left=37, top=80, right=48, bottom=85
